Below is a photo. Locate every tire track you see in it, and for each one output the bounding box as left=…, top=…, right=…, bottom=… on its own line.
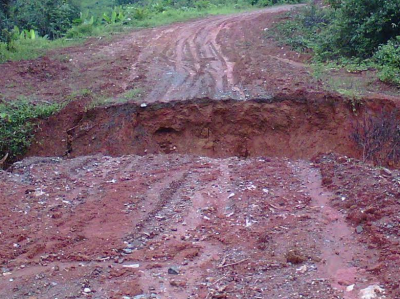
left=120, top=5, right=302, bottom=102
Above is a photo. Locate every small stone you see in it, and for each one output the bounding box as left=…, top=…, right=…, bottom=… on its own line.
left=122, top=264, right=140, bottom=269
left=346, top=284, right=355, bottom=292
left=380, top=168, right=392, bottom=176
left=359, top=285, right=384, bottom=299
left=123, top=248, right=133, bottom=254
left=296, top=265, right=307, bottom=274
left=140, top=103, right=147, bottom=108
left=356, top=225, right=363, bottom=234
left=168, top=267, right=179, bottom=275
left=83, top=288, right=91, bottom=293
left=170, top=279, right=186, bottom=287
left=285, top=249, right=307, bottom=264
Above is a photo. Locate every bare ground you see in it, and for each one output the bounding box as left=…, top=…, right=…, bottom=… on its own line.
left=0, top=4, right=399, bottom=299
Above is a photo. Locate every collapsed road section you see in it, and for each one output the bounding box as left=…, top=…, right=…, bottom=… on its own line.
left=27, top=92, right=399, bottom=168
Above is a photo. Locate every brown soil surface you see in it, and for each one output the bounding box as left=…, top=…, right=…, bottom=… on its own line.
left=0, top=4, right=399, bottom=299
left=0, top=154, right=398, bottom=299
left=0, top=5, right=315, bottom=103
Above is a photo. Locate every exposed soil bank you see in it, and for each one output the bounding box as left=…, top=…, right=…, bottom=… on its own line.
left=28, top=92, right=399, bottom=165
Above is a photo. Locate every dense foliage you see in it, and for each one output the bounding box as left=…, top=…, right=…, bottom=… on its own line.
left=0, top=0, right=301, bottom=42
left=324, top=0, right=400, bottom=58
left=0, top=98, right=61, bottom=161
left=1, top=0, right=79, bottom=40
left=275, top=0, right=400, bottom=86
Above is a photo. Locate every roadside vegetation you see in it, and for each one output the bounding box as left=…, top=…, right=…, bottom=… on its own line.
left=0, top=0, right=302, bottom=63
left=272, top=0, right=400, bottom=87
left=0, top=97, right=63, bottom=162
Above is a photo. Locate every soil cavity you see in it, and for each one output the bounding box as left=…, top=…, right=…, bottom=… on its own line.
left=28, top=96, right=396, bottom=161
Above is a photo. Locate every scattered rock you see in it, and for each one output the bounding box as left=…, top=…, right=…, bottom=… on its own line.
left=356, top=225, right=364, bottom=234
left=296, top=265, right=307, bottom=274
left=168, top=267, right=179, bottom=275
left=286, top=249, right=307, bottom=264
left=380, top=168, right=392, bottom=176
left=122, top=264, right=140, bottom=269
left=346, top=284, right=355, bottom=292
left=359, top=285, right=385, bottom=299
left=170, top=280, right=186, bottom=287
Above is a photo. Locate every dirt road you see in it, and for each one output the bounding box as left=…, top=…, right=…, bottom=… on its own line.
left=0, top=5, right=313, bottom=103
left=0, top=4, right=399, bottom=299
left=123, top=5, right=306, bottom=102
left=0, top=154, right=398, bottom=299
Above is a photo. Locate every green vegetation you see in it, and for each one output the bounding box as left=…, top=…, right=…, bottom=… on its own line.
left=272, top=0, right=400, bottom=86
left=0, top=97, right=62, bottom=161
left=87, top=87, right=143, bottom=109
left=0, top=0, right=303, bottom=63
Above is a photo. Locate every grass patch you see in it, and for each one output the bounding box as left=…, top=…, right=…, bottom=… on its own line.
left=87, top=87, right=143, bottom=109
left=0, top=97, right=64, bottom=161
left=0, top=37, right=81, bottom=63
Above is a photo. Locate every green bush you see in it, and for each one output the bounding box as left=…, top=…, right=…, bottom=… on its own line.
left=273, top=5, right=332, bottom=52
left=65, top=23, right=95, bottom=38
left=374, top=36, right=400, bottom=85
left=8, top=0, right=79, bottom=39
left=0, top=98, right=62, bottom=161
left=326, top=0, right=400, bottom=58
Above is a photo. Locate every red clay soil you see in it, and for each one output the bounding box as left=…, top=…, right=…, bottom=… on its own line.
left=0, top=4, right=399, bottom=299
left=0, top=154, right=398, bottom=299
left=0, top=5, right=316, bottom=103
left=26, top=91, right=398, bottom=166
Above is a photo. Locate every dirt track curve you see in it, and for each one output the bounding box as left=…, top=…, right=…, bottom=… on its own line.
left=125, top=5, right=302, bottom=102
left=0, top=5, right=314, bottom=103
left=1, top=4, right=400, bottom=299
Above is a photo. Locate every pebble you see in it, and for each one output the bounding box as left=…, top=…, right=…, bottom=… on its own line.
left=359, top=285, right=384, bottom=299
left=83, top=288, right=91, bottom=293
left=168, top=267, right=179, bottom=275
left=356, top=225, right=363, bottom=234
left=346, top=284, right=355, bottom=292
left=122, top=264, right=140, bottom=268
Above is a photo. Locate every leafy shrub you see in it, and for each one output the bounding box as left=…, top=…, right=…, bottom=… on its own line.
left=0, top=98, right=62, bottom=161
left=103, top=6, right=126, bottom=24
left=8, top=0, right=79, bottom=39
left=374, top=36, right=400, bottom=86
left=273, top=5, right=332, bottom=52
left=195, top=1, right=211, bottom=10
left=129, top=7, right=149, bottom=21
left=65, top=23, right=95, bottom=38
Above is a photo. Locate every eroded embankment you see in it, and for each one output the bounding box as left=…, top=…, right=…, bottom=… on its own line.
left=27, top=92, right=399, bottom=163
